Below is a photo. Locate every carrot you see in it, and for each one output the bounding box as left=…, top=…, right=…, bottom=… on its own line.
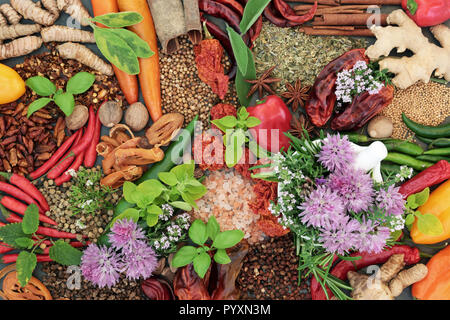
left=117, top=0, right=162, bottom=122
left=91, top=0, right=139, bottom=105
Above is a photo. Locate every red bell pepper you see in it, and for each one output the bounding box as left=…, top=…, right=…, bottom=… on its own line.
left=402, top=0, right=450, bottom=27
left=247, top=95, right=292, bottom=153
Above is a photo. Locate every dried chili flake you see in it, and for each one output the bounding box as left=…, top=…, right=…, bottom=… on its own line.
left=210, top=103, right=237, bottom=130
left=234, top=148, right=256, bottom=179
left=194, top=39, right=229, bottom=100
left=257, top=217, right=290, bottom=237
left=192, top=130, right=225, bottom=172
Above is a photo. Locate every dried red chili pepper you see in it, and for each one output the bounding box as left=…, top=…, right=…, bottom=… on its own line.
left=305, top=49, right=368, bottom=127
left=142, top=277, right=175, bottom=300
left=257, top=217, right=289, bottom=237
left=174, top=264, right=212, bottom=300
left=330, top=85, right=394, bottom=131
left=234, top=147, right=256, bottom=179
left=210, top=103, right=237, bottom=125
left=198, top=0, right=242, bottom=33
left=215, top=0, right=244, bottom=15
left=399, top=160, right=450, bottom=198
left=273, top=0, right=318, bottom=24
left=263, top=2, right=304, bottom=28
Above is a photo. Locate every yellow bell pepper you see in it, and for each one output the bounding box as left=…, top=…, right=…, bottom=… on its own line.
left=411, top=179, right=450, bottom=244
left=0, top=63, right=25, bottom=104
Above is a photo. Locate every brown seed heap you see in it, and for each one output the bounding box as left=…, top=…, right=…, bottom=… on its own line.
left=237, top=234, right=311, bottom=300
left=41, top=263, right=145, bottom=300
left=160, top=36, right=238, bottom=128
left=380, top=82, right=450, bottom=139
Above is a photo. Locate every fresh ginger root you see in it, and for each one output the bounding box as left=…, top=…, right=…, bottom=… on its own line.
left=57, top=42, right=113, bottom=76
left=0, top=4, right=21, bottom=25
left=0, top=36, right=43, bottom=60
left=10, top=0, right=58, bottom=26
left=41, top=26, right=94, bottom=43
left=348, top=254, right=428, bottom=300
left=57, top=0, right=91, bottom=26
left=367, top=9, right=450, bottom=89
left=0, top=12, right=7, bottom=27
left=0, top=24, right=41, bottom=41
left=41, top=0, right=59, bottom=17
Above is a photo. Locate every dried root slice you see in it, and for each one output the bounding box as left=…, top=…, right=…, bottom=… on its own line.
left=41, top=0, right=59, bottom=16
left=10, top=0, right=58, bottom=26
left=0, top=24, right=41, bottom=41
left=57, top=0, right=91, bottom=26
left=0, top=4, right=22, bottom=25
left=0, top=36, right=43, bottom=60
left=0, top=12, right=7, bottom=27
left=41, top=25, right=94, bottom=43
left=57, top=42, right=113, bottom=75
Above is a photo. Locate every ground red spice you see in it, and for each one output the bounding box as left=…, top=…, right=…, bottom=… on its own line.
left=210, top=103, right=237, bottom=131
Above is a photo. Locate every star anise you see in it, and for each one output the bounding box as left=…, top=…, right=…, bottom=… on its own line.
left=281, top=79, right=311, bottom=112
left=290, top=113, right=316, bottom=139
left=245, top=65, right=281, bottom=98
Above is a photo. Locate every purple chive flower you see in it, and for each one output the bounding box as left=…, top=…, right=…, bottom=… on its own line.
left=122, top=240, right=158, bottom=280
left=81, top=244, right=123, bottom=288
left=376, top=185, right=406, bottom=216
left=318, top=216, right=360, bottom=255
left=327, top=168, right=374, bottom=213
left=317, top=134, right=355, bottom=172
left=357, top=226, right=391, bottom=254
left=109, top=218, right=146, bottom=252
left=298, top=185, right=346, bottom=229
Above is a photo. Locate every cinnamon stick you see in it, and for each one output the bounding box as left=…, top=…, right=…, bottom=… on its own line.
left=293, top=4, right=371, bottom=11
left=183, top=0, right=202, bottom=45
left=312, top=13, right=388, bottom=26
left=284, top=0, right=339, bottom=5
left=299, top=26, right=374, bottom=36
left=297, top=9, right=366, bottom=15
left=340, top=0, right=401, bottom=4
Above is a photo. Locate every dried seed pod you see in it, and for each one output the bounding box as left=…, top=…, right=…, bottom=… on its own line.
left=65, top=104, right=88, bottom=130
left=98, top=101, right=122, bottom=128
left=109, top=124, right=134, bottom=144
left=145, top=113, right=184, bottom=147
left=124, top=102, right=149, bottom=132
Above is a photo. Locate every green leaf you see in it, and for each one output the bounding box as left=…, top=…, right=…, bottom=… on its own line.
left=212, top=230, right=244, bottom=249
left=234, top=46, right=256, bottom=107
left=158, top=172, right=178, bottom=186
left=246, top=116, right=261, bottom=128
left=211, top=119, right=230, bottom=132
left=94, top=27, right=140, bottom=75
left=405, top=213, right=416, bottom=226
left=239, top=0, right=271, bottom=35
left=15, top=237, right=34, bottom=250
left=110, top=208, right=140, bottom=226
left=146, top=214, right=159, bottom=227
left=16, top=251, right=37, bottom=287
left=26, top=98, right=52, bottom=118
left=91, top=12, right=143, bottom=28
left=181, top=192, right=198, bottom=209
left=66, top=72, right=96, bottom=94
left=416, top=214, right=444, bottom=236
left=170, top=162, right=195, bottom=182
left=54, top=92, right=75, bottom=116
left=123, top=181, right=137, bottom=204
left=414, top=188, right=430, bottom=207
left=189, top=219, right=208, bottom=246
left=214, top=249, right=231, bottom=264
left=25, top=76, right=56, bottom=97
left=22, top=204, right=39, bottom=235
left=171, top=246, right=197, bottom=267
left=193, top=252, right=211, bottom=279
left=227, top=26, right=249, bottom=76
left=206, top=216, right=220, bottom=241
left=215, top=116, right=238, bottom=129
left=238, top=107, right=249, bottom=121
left=170, top=201, right=192, bottom=211
left=225, top=129, right=246, bottom=168
left=49, top=240, right=83, bottom=266
left=136, top=179, right=164, bottom=199
left=0, top=223, right=30, bottom=249
left=406, top=194, right=418, bottom=210
left=147, top=204, right=163, bottom=216
left=388, top=230, right=402, bottom=243
left=108, top=28, right=153, bottom=58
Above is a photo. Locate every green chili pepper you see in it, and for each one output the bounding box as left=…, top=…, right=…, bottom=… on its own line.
left=402, top=113, right=450, bottom=139
left=415, top=136, right=450, bottom=148
left=417, top=155, right=450, bottom=163
left=383, top=140, right=424, bottom=156
left=423, top=147, right=450, bottom=156
left=384, top=152, right=433, bottom=171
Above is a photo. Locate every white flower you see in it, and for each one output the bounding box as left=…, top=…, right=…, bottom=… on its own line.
left=75, top=219, right=87, bottom=230
left=85, top=180, right=93, bottom=187
left=67, top=169, right=77, bottom=177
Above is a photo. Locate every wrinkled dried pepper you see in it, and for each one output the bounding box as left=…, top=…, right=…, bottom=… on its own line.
left=273, top=0, right=317, bottom=24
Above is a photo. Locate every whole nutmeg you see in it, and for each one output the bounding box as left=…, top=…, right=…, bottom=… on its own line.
left=367, top=115, right=393, bottom=139
left=98, top=101, right=122, bottom=128
left=124, top=102, right=149, bottom=132
left=65, top=104, right=89, bottom=130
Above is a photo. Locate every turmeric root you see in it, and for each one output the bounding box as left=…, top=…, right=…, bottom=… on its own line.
left=379, top=253, right=405, bottom=283
left=41, top=26, right=94, bottom=43
left=389, top=264, right=428, bottom=297
left=56, top=42, right=113, bottom=76
left=10, top=0, right=58, bottom=26
left=0, top=36, right=43, bottom=60
left=0, top=12, right=7, bottom=27
left=0, top=4, right=22, bottom=25
left=41, top=0, right=59, bottom=17
left=367, top=9, right=450, bottom=89
left=57, top=0, right=91, bottom=26
left=0, top=24, right=41, bottom=41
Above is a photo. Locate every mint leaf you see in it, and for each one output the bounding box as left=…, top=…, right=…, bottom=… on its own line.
left=406, top=194, right=418, bottom=209
left=214, top=248, right=231, bottom=264
left=15, top=237, right=34, bottom=250
left=207, top=216, right=220, bottom=241
left=414, top=188, right=430, bottom=207
left=239, top=0, right=271, bottom=35
left=25, top=76, right=56, bottom=96
left=16, top=251, right=37, bottom=287
left=189, top=219, right=208, bottom=246
left=405, top=213, right=415, bottom=226
left=238, top=107, right=249, bottom=121
left=171, top=245, right=197, bottom=268
left=22, top=204, right=39, bottom=235
left=193, top=252, right=211, bottom=279
left=91, top=12, right=143, bottom=28
left=212, top=230, right=244, bottom=249
left=108, top=28, right=153, bottom=59
left=49, top=240, right=83, bottom=266
left=0, top=223, right=30, bottom=248
left=170, top=201, right=192, bottom=211
left=66, top=72, right=96, bottom=94
left=54, top=91, right=75, bottom=116
left=246, top=116, right=261, bottom=128
left=27, top=98, right=52, bottom=118
left=416, top=214, right=444, bottom=236
left=158, top=172, right=178, bottom=186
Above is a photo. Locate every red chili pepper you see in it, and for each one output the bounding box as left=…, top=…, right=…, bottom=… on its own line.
left=402, top=0, right=450, bottom=27
left=1, top=253, right=52, bottom=264
left=214, top=0, right=244, bottom=15
left=399, top=160, right=450, bottom=198
left=263, top=2, right=304, bottom=28
left=29, top=130, right=81, bottom=180
left=42, top=241, right=86, bottom=254
left=0, top=242, right=14, bottom=254
left=35, top=225, right=85, bottom=239
left=0, top=195, right=57, bottom=225
left=247, top=95, right=292, bottom=153
left=250, top=16, right=263, bottom=46
left=199, top=0, right=242, bottom=33
left=54, top=149, right=86, bottom=186
left=310, top=245, right=421, bottom=300
left=273, top=0, right=317, bottom=24
left=83, top=108, right=101, bottom=168
left=0, top=181, right=43, bottom=213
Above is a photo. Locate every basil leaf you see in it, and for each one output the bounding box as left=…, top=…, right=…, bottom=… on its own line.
left=158, top=172, right=178, bottom=186
left=225, top=129, right=246, bottom=168
left=108, top=28, right=153, bottom=58
left=239, top=0, right=271, bottom=35
left=94, top=27, right=140, bottom=75
left=49, top=240, right=83, bottom=266
left=416, top=213, right=444, bottom=236
left=22, top=204, right=39, bottom=235
left=170, top=201, right=192, bottom=211
left=212, top=230, right=245, bottom=249
left=66, top=72, right=96, bottom=94
left=171, top=245, right=197, bottom=268
left=25, top=76, right=56, bottom=97
left=16, top=251, right=37, bottom=287
left=207, top=216, right=220, bottom=241
left=238, top=107, right=249, bottom=121
left=189, top=219, right=208, bottom=246
left=227, top=26, right=249, bottom=76
left=54, top=92, right=75, bottom=116
left=91, top=12, right=143, bottom=28
left=214, top=249, right=231, bottom=264
left=193, top=252, right=211, bottom=279
left=216, top=116, right=238, bottom=129
left=246, top=116, right=261, bottom=128
left=211, top=119, right=231, bottom=132
left=27, top=98, right=52, bottom=118
left=414, top=188, right=430, bottom=207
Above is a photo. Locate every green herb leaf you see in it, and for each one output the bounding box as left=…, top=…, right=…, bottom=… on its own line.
left=388, top=230, right=402, bottom=243
left=206, top=216, right=220, bottom=241
left=234, top=46, right=256, bottom=107
left=239, top=0, right=271, bottom=35
left=414, top=188, right=430, bottom=207
left=146, top=214, right=159, bottom=227
left=212, top=230, right=245, bottom=249
left=193, top=252, right=211, bottom=279
left=0, top=223, right=30, bottom=249
left=170, top=201, right=192, bottom=211
left=66, top=72, right=96, bottom=95
left=25, top=76, right=56, bottom=97
left=170, top=162, right=195, bottom=182
left=94, top=27, right=140, bottom=75
left=406, top=194, right=418, bottom=210
left=15, top=237, right=34, bottom=250
left=16, top=251, right=37, bottom=287
left=49, top=240, right=83, bottom=266
left=246, top=116, right=261, bottom=128
left=110, top=208, right=140, bottom=226
left=189, top=219, right=208, bottom=246
left=181, top=192, right=198, bottom=209
left=416, top=213, right=444, bottom=236
left=171, top=245, right=197, bottom=267
left=91, top=12, right=143, bottom=28
left=405, top=213, right=416, bottom=226
left=147, top=204, right=163, bottom=216
left=22, top=204, right=39, bottom=235
left=123, top=181, right=137, bottom=204
left=158, top=172, right=178, bottom=186
left=215, top=116, right=238, bottom=129
left=54, top=91, right=75, bottom=116
left=26, top=98, right=52, bottom=118
left=238, top=107, right=250, bottom=121
left=108, top=28, right=153, bottom=58
left=225, top=129, right=246, bottom=168
left=227, top=26, right=249, bottom=76
left=214, top=249, right=231, bottom=264
left=136, top=180, right=164, bottom=199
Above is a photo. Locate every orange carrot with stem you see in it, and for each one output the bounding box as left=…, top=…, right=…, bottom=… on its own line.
left=91, top=0, right=139, bottom=105
left=117, top=0, right=162, bottom=122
